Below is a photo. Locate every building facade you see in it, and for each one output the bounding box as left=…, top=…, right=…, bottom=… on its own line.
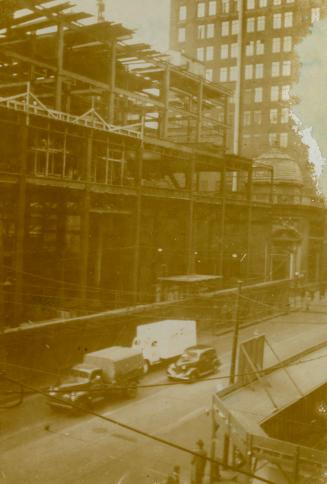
left=170, top=0, right=326, bottom=163
left=170, top=0, right=327, bottom=284
left=0, top=0, right=276, bottom=326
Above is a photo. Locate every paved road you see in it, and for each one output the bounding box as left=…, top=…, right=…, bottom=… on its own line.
left=1, top=307, right=327, bottom=484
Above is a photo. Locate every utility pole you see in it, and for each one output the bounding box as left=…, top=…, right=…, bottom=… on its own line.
left=210, top=395, right=221, bottom=483
left=0, top=220, right=5, bottom=370
left=229, top=281, right=242, bottom=384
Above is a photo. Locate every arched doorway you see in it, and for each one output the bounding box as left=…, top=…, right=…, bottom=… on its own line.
left=271, top=226, right=301, bottom=280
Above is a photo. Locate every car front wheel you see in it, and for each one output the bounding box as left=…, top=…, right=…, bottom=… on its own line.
left=143, top=360, right=150, bottom=375
left=189, top=371, right=199, bottom=382
left=213, top=361, right=220, bottom=373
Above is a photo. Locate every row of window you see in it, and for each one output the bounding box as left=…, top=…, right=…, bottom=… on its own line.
left=247, top=0, right=295, bottom=9
left=241, top=85, right=291, bottom=103
left=242, top=132, right=289, bottom=148
left=226, top=37, right=291, bottom=57
left=243, top=107, right=289, bottom=126
left=178, top=0, right=296, bottom=21
left=179, top=2, right=217, bottom=21
left=218, top=63, right=292, bottom=81
left=245, top=60, right=292, bottom=79
left=212, top=12, right=293, bottom=37
left=268, top=132, right=289, bottom=147
left=192, top=37, right=291, bottom=59
left=179, top=2, right=319, bottom=24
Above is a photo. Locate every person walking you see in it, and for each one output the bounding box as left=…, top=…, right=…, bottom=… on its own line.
left=304, top=290, right=311, bottom=311
left=319, top=281, right=326, bottom=300
left=166, top=465, right=180, bottom=484
left=191, top=439, right=207, bottom=484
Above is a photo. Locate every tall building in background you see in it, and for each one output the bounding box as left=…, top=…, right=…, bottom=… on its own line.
left=169, top=0, right=326, bottom=185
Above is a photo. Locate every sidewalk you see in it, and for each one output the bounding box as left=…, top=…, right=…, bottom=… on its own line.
left=185, top=296, right=327, bottom=484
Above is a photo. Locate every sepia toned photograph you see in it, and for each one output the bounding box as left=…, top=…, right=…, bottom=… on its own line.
left=0, top=0, right=327, bottom=483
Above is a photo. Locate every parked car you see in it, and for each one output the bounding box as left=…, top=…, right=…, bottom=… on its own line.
left=132, top=319, right=197, bottom=373
left=47, top=346, right=144, bottom=411
left=167, top=344, right=220, bottom=382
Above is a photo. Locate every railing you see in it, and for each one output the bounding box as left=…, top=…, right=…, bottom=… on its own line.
left=213, top=389, right=327, bottom=482
left=252, top=193, right=326, bottom=209
left=0, top=89, right=143, bottom=139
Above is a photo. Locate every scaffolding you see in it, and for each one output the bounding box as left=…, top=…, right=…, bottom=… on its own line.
left=0, top=0, right=273, bottom=326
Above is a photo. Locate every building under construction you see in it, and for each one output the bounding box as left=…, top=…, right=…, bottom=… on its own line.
left=0, top=1, right=324, bottom=327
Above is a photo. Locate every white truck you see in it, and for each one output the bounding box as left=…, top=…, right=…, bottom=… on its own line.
left=132, top=319, right=197, bottom=373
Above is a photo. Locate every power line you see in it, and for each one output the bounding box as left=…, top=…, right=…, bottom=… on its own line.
left=1, top=373, right=275, bottom=484
left=2, top=348, right=327, bottom=391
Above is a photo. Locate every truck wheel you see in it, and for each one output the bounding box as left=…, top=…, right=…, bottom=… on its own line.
left=126, top=386, right=137, bottom=399
left=143, top=360, right=150, bottom=375
left=79, top=398, right=93, bottom=413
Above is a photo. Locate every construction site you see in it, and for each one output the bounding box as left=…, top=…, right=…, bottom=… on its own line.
left=1, top=3, right=327, bottom=484
left=0, top=0, right=325, bottom=329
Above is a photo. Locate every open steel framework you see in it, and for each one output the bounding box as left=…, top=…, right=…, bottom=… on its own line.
left=0, top=0, right=323, bottom=327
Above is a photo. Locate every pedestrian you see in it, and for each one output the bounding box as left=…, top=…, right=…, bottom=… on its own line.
left=304, top=290, right=311, bottom=311
left=191, top=439, right=207, bottom=484
left=309, top=286, right=315, bottom=301
left=166, top=465, right=180, bottom=484
left=319, top=281, right=326, bottom=300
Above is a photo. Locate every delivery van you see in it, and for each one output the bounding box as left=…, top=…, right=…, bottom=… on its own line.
left=132, top=319, right=197, bottom=373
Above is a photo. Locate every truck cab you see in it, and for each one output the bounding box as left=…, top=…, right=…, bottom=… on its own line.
left=47, top=365, right=107, bottom=410
left=47, top=347, right=143, bottom=411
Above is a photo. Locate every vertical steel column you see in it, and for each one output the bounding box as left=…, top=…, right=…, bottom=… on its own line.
left=56, top=200, right=66, bottom=303
left=0, top=220, right=4, bottom=330
left=55, top=22, right=64, bottom=111
left=187, top=158, right=195, bottom=274
left=160, top=65, right=170, bottom=139
left=245, top=167, right=253, bottom=280
left=132, top=146, right=143, bottom=303
left=0, top=218, right=6, bottom=368
left=233, top=0, right=245, bottom=155
left=13, top=121, right=28, bottom=324
left=229, top=281, right=242, bottom=384
left=222, top=94, right=229, bottom=150
left=196, top=79, right=204, bottom=143
left=80, top=133, right=93, bottom=301
left=219, top=161, right=227, bottom=276
left=108, top=41, right=116, bottom=124
left=95, top=218, right=104, bottom=287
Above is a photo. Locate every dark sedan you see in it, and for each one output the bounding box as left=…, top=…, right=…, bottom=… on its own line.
left=167, top=345, right=220, bottom=382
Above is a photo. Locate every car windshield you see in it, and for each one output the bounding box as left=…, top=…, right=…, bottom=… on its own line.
left=69, top=368, right=91, bottom=381
left=179, top=349, right=199, bottom=362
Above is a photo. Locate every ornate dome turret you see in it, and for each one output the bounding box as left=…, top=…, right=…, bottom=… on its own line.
left=254, top=149, right=303, bottom=186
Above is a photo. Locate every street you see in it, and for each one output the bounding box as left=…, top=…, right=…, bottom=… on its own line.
left=1, top=307, right=327, bottom=484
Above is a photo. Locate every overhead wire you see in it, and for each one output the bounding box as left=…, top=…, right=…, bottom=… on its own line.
left=1, top=373, right=276, bottom=484
left=2, top=347, right=327, bottom=392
